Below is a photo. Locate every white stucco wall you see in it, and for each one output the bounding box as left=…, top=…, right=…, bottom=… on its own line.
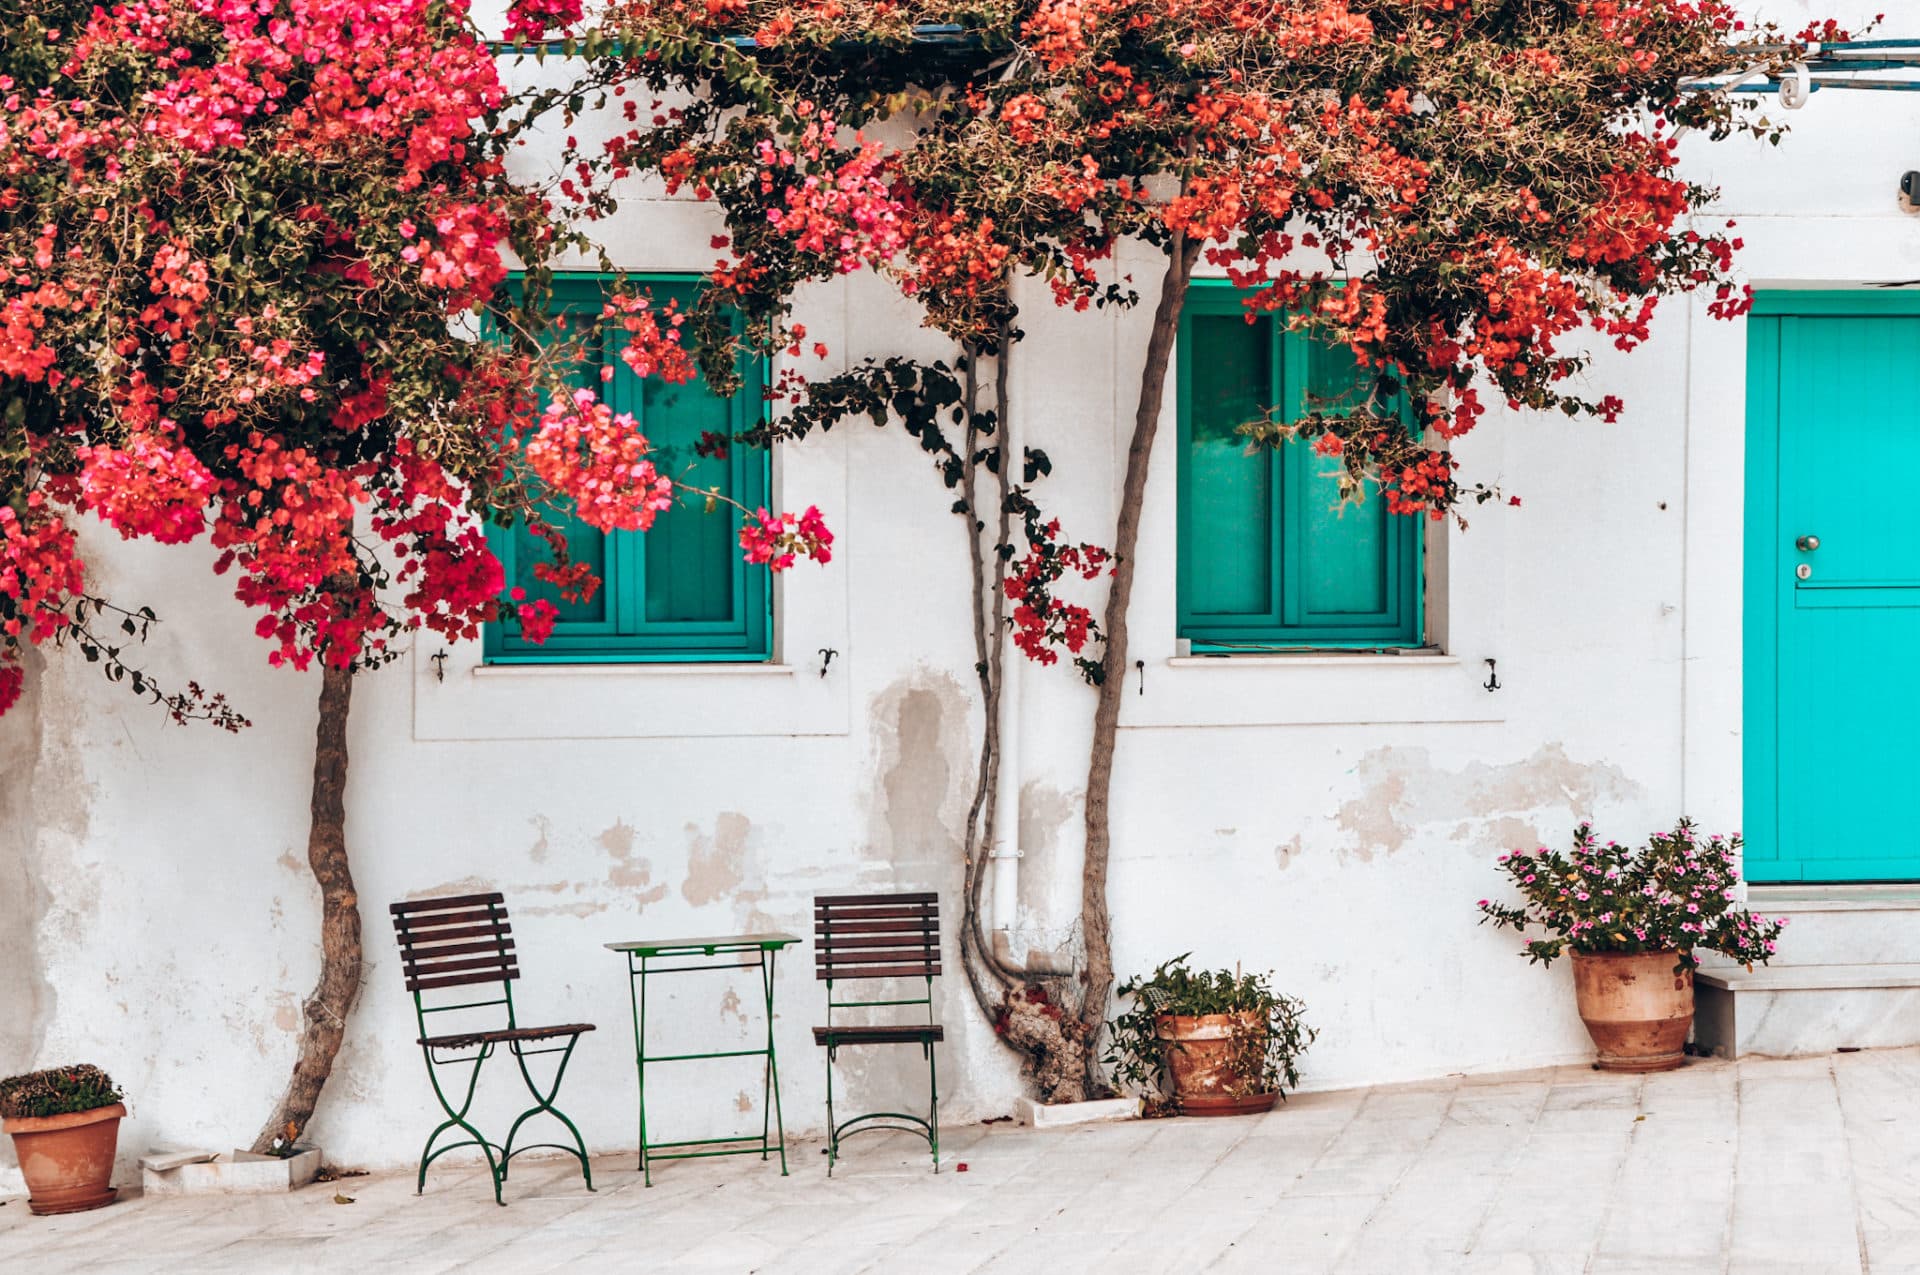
left=1, top=0, right=1910, bottom=1188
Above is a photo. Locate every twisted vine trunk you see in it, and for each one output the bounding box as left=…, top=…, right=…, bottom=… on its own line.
left=251, top=661, right=361, bottom=1153
left=1078, top=238, right=1200, bottom=1069
left=951, top=329, right=1096, bottom=1101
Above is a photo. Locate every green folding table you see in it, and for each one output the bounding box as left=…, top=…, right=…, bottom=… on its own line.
left=605, top=932, right=799, bottom=1186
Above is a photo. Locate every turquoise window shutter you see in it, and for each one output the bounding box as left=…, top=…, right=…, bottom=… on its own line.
left=1177, top=281, right=1422, bottom=649
left=484, top=274, right=772, bottom=664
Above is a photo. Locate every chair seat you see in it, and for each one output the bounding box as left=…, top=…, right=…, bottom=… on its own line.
left=813, top=1024, right=945, bottom=1047
left=419, top=1023, right=596, bottom=1050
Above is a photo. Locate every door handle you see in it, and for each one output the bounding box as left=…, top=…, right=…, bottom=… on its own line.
left=1796, top=534, right=1821, bottom=552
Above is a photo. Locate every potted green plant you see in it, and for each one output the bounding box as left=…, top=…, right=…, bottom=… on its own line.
left=1479, top=820, right=1786, bottom=1072
left=1, top=1065, right=126, bottom=1215
left=1106, top=956, right=1316, bottom=1116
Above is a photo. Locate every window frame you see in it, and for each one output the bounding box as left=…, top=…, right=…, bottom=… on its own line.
left=483, top=272, right=773, bottom=666
left=1175, top=280, right=1424, bottom=651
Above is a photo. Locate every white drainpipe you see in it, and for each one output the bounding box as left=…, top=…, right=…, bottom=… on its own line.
left=990, top=611, right=1023, bottom=941
left=986, top=358, right=1068, bottom=977
left=990, top=367, right=1024, bottom=946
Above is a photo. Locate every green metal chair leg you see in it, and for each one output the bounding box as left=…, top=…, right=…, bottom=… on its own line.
left=824, top=1044, right=838, bottom=1178
left=419, top=1116, right=506, bottom=1206
left=928, top=1039, right=940, bottom=1174
left=500, top=1036, right=593, bottom=1190
left=417, top=1046, right=505, bottom=1205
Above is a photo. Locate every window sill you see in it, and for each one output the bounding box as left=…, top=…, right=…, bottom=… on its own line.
left=1168, top=652, right=1458, bottom=670
left=416, top=648, right=844, bottom=740
left=1121, top=648, right=1500, bottom=729
left=472, top=661, right=793, bottom=679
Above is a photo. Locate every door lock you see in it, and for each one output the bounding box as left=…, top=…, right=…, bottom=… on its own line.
left=1796, top=563, right=1813, bottom=580
left=1796, top=534, right=1821, bottom=552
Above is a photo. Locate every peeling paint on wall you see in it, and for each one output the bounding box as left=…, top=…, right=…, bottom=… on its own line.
left=405, top=874, right=498, bottom=900
left=603, top=819, right=668, bottom=908
left=1484, top=815, right=1549, bottom=856
left=855, top=672, right=985, bottom=1105
left=1, top=644, right=113, bottom=1179
left=1017, top=782, right=1073, bottom=863
left=1016, top=780, right=1074, bottom=924
left=599, top=819, right=638, bottom=866
left=271, top=989, right=302, bottom=1034
left=396, top=819, right=673, bottom=920
left=0, top=647, right=56, bottom=1163
left=30, top=651, right=102, bottom=956
left=867, top=673, right=969, bottom=878
left=682, top=812, right=776, bottom=941
left=1333, top=743, right=1640, bottom=862
left=683, top=812, right=750, bottom=907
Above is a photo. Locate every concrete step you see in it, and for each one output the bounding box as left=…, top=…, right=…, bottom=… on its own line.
left=1693, top=888, right=1920, bottom=1057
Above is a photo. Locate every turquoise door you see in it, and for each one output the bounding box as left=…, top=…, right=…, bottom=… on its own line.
left=1746, top=292, right=1920, bottom=881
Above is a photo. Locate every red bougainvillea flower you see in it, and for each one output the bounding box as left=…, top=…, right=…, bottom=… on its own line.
left=739, top=505, right=834, bottom=571
left=603, top=294, right=697, bottom=383
left=755, top=115, right=909, bottom=276
left=1000, top=514, right=1111, bottom=675
left=408, top=202, right=512, bottom=309
left=515, top=595, right=560, bottom=644
left=0, top=503, right=86, bottom=645
left=76, top=433, right=219, bottom=544
left=0, top=657, right=21, bottom=716
left=503, top=0, right=584, bottom=44
left=524, top=390, right=677, bottom=533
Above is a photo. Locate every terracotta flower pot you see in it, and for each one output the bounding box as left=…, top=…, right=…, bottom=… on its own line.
left=1570, top=951, right=1693, bottom=1073
left=4, top=1103, right=125, bottom=1215
left=1155, top=1012, right=1278, bottom=1116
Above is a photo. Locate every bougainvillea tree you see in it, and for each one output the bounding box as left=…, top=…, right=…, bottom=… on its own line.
left=511, top=1, right=1139, bottom=1096
left=518, top=0, right=1840, bottom=1092
left=0, top=0, right=826, bottom=1146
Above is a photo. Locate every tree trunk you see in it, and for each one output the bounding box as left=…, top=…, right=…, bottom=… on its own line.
left=251, top=662, right=361, bottom=1154
left=1078, top=238, right=1200, bottom=1064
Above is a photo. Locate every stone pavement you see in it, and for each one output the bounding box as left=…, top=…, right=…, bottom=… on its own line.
left=4, top=1047, right=1917, bottom=1274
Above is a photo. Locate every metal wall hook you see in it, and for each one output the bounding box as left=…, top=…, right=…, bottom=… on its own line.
left=1135, top=659, right=1146, bottom=696
left=1483, top=658, right=1500, bottom=693
left=818, top=647, right=838, bottom=678
left=430, top=650, right=448, bottom=683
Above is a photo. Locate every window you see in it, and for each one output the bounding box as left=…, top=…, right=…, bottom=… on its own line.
left=1176, top=282, right=1422, bottom=650
left=484, top=275, right=772, bottom=664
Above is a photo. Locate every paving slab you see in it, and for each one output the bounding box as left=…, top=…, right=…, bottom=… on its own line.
left=5, top=1048, right=1919, bottom=1272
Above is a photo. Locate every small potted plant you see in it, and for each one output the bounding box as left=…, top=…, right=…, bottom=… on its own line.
left=1106, top=955, right=1316, bottom=1116
left=1, top=1065, right=126, bottom=1215
left=1479, top=820, right=1785, bottom=1072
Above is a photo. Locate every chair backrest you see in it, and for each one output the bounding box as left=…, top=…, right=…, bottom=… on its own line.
left=390, top=893, right=518, bottom=995
left=814, top=892, right=941, bottom=982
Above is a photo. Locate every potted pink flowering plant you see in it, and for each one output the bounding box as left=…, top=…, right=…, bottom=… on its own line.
left=1478, top=821, right=1784, bottom=1072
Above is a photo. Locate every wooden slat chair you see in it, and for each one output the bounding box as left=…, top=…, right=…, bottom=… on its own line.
left=390, top=893, right=596, bottom=1205
left=812, top=891, right=944, bottom=1175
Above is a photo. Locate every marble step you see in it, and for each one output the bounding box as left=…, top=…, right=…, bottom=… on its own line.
left=1698, top=962, right=1920, bottom=992
left=1740, top=886, right=1920, bottom=966
left=1694, top=962, right=1920, bottom=1058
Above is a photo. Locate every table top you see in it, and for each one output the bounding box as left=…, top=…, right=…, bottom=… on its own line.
left=604, top=932, right=801, bottom=957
